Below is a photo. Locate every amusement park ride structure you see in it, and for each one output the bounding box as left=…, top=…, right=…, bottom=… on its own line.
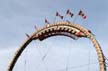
left=7, top=10, right=108, bottom=71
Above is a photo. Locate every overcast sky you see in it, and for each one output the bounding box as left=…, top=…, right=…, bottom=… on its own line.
left=0, top=0, right=108, bottom=71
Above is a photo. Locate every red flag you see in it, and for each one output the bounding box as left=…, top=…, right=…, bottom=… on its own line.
left=56, top=12, right=63, bottom=19
left=83, top=16, right=86, bottom=19
left=25, top=33, right=30, bottom=38
left=66, top=9, right=74, bottom=17
left=45, top=19, right=50, bottom=24
left=78, top=10, right=87, bottom=19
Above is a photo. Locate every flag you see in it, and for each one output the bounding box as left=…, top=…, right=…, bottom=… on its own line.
left=56, top=12, right=63, bottom=19
left=45, top=19, right=50, bottom=24
left=78, top=10, right=87, bottom=19
left=25, top=33, right=30, bottom=38
left=34, top=25, right=37, bottom=30
left=66, top=9, right=74, bottom=17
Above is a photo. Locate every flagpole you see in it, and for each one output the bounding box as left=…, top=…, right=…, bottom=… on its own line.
left=53, top=16, right=56, bottom=24
left=64, top=9, right=69, bottom=22
left=63, top=14, right=67, bottom=22
left=54, top=12, right=58, bottom=24
left=73, top=9, right=81, bottom=23
left=73, top=14, right=78, bottom=23
left=73, top=9, right=84, bottom=24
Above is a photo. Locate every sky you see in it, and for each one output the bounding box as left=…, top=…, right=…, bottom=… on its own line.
left=0, top=0, right=108, bottom=71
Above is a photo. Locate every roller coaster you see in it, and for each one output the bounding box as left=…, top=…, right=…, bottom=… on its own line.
left=7, top=9, right=108, bottom=71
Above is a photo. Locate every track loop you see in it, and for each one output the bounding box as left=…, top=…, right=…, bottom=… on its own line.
left=7, top=22, right=106, bottom=71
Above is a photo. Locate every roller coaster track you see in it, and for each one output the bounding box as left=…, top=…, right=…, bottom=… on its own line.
left=7, top=22, right=106, bottom=71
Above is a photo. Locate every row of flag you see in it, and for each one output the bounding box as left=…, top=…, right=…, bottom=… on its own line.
left=26, top=9, right=87, bottom=38
left=45, top=9, right=87, bottom=24
left=56, top=9, right=87, bottom=19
